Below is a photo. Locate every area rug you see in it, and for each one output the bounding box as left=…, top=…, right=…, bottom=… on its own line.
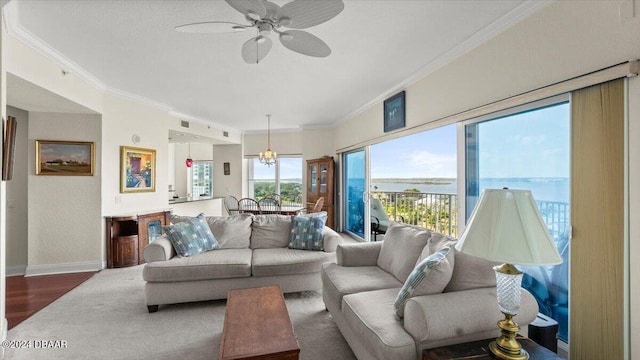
left=5, top=266, right=356, bottom=360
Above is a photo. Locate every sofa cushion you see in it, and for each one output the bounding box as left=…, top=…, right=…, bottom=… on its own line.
left=205, top=214, right=253, bottom=249
left=288, top=212, right=327, bottom=251
left=444, top=248, right=500, bottom=292
left=321, top=263, right=403, bottom=311
left=377, top=222, right=431, bottom=283
left=341, top=288, right=416, bottom=360
left=250, top=214, right=292, bottom=249
left=143, top=248, right=252, bottom=282
left=251, top=248, right=334, bottom=277
left=394, top=246, right=454, bottom=317
left=162, top=221, right=208, bottom=257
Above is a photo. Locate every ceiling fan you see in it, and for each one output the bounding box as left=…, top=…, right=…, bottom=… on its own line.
left=175, top=0, right=344, bottom=64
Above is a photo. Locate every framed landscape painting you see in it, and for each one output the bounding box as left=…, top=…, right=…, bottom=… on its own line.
left=36, top=140, right=95, bottom=176
left=120, top=146, right=156, bottom=193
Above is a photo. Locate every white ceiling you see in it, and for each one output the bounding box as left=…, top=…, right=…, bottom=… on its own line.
left=7, top=0, right=544, bottom=132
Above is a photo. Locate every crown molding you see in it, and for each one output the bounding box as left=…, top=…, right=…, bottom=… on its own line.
left=243, top=127, right=302, bottom=135
left=334, top=0, right=554, bottom=127
left=3, top=1, right=238, bottom=129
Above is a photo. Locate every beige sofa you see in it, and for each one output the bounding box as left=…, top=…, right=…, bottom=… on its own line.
left=321, top=222, right=538, bottom=360
left=143, top=213, right=342, bottom=312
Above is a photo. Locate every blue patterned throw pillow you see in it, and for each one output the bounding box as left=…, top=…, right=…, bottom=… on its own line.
left=288, top=211, right=327, bottom=251
left=188, top=213, right=219, bottom=251
left=394, top=246, right=454, bottom=317
left=163, top=222, right=206, bottom=257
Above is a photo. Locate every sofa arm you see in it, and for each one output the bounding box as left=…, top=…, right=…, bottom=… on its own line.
left=403, top=287, right=538, bottom=344
left=143, top=235, right=176, bottom=262
left=322, top=226, right=343, bottom=253
left=336, top=242, right=382, bottom=267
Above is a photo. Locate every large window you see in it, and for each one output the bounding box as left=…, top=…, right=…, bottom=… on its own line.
left=247, top=157, right=302, bottom=203
left=464, top=99, right=570, bottom=342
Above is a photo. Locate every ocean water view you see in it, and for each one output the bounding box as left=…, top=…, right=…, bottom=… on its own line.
left=371, top=177, right=569, bottom=203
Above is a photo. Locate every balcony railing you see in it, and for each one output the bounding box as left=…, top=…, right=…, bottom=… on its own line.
left=372, top=191, right=569, bottom=241
left=372, top=191, right=458, bottom=236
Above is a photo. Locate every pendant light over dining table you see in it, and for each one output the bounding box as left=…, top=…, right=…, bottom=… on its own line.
left=259, top=114, right=277, bottom=167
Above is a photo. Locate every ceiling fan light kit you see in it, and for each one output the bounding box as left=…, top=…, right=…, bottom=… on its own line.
left=175, top=0, right=345, bottom=64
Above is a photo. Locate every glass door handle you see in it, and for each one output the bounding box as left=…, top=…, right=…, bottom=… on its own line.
left=362, top=191, right=369, bottom=203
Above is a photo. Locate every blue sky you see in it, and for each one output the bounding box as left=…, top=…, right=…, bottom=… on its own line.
left=252, top=157, right=302, bottom=180
left=371, top=124, right=457, bottom=178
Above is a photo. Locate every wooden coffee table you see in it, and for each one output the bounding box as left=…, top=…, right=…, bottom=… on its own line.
left=219, top=285, right=300, bottom=360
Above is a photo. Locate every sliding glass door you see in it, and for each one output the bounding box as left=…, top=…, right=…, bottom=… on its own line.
left=464, top=97, right=571, bottom=342
left=343, top=149, right=369, bottom=240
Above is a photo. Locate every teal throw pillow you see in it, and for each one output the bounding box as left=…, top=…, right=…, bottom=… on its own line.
left=288, top=211, right=327, bottom=251
left=188, top=213, right=219, bottom=251
left=394, top=246, right=453, bottom=317
left=163, top=221, right=206, bottom=257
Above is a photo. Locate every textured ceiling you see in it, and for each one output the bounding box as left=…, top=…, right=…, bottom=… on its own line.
left=9, top=0, right=541, bottom=132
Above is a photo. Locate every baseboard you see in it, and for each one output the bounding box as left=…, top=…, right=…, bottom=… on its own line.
left=557, top=339, right=569, bottom=358
left=6, top=265, right=27, bottom=277
left=25, top=261, right=102, bottom=277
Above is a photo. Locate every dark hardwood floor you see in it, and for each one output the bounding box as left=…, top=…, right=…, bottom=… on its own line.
left=6, top=271, right=98, bottom=330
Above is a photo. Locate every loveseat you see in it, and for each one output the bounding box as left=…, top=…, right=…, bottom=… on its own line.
left=321, top=222, right=538, bottom=360
left=143, top=213, right=342, bottom=312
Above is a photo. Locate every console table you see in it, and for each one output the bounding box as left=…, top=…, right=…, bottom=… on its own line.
left=105, top=210, right=170, bottom=268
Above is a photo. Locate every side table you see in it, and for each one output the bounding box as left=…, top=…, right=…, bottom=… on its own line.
left=423, top=337, right=564, bottom=360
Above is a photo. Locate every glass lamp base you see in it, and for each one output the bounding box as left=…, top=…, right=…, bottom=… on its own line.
left=491, top=264, right=528, bottom=360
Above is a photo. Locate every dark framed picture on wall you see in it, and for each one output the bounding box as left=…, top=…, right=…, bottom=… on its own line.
left=383, top=90, right=406, bottom=133
left=120, top=146, right=156, bottom=193
left=224, top=162, right=230, bottom=175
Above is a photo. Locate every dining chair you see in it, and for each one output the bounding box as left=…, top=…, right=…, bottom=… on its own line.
left=311, top=197, right=324, bottom=213
left=238, top=198, right=261, bottom=214
left=261, top=193, right=281, bottom=205
left=258, top=197, right=280, bottom=213
left=224, top=195, right=240, bottom=216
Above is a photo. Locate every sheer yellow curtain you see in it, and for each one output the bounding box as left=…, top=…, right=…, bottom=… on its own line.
left=571, top=78, right=624, bottom=358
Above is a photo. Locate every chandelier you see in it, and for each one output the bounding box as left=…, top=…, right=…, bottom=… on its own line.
left=259, top=114, right=277, bottom=167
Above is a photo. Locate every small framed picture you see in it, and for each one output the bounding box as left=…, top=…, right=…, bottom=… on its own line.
left=120, top=146, right=156, bottom=193
left=383, top=91, right=406, bottom=133
left=36, top=140, right=95, bottom=176
left=224, top=162, right=230, bottom=175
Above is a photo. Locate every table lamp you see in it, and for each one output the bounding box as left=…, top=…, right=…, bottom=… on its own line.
left=456, top=189, right=562, bottom=360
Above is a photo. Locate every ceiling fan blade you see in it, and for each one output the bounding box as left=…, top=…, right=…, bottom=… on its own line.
left=174, top=21, right=248, bottom=33
left=241, top=36, right=273, bottom=64
left=225, top=0, right=267, bottom=20
left=278, top=0, right=344, bottom=29
left=263, top=1, right=281, bottom=20
left=279, top=30, right=331, bottom=57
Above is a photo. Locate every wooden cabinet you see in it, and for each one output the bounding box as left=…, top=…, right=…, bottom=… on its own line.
left=306, top=156, right=334, bottom=229
left=106, top=210, right=170, bottom=268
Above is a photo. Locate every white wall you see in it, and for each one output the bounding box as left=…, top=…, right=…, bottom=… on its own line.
left=213, top=144, right=242, bottom=201
left=5, top=106, right=28, bottom=274
left=27, top=112, right=102, bottom=275
left=243, top=130, right=303, bottom=156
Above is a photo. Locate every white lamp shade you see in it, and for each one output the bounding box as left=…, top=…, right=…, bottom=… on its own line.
left=456, top=189, right=562, bottom=266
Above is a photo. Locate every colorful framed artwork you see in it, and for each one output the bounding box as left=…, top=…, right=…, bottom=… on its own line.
left=35, top=140, right=95, bottom=176
left=120, top=146, right=156, bottom=193
left=383, top=90, right=406, bottom=133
